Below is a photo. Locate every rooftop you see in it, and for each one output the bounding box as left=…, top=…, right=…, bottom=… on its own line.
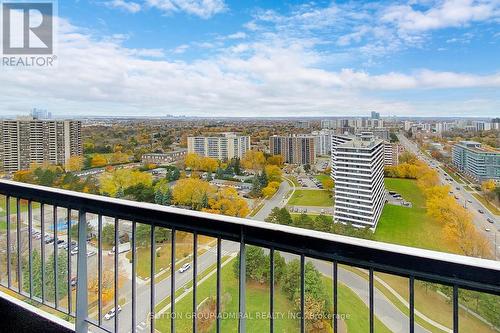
left=338, top=137, right=383, bottom=149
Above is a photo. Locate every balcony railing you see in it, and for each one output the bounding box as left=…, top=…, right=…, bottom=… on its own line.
left=0, top=179, right=499, bottom=333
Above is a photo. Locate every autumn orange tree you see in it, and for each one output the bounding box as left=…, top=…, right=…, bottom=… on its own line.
left=241, top=150, right=266, bottom=172
left=172, top=178, right=216, bottom=210
left=91, top=154, right=108, bottom=168
left=65, top=155, right=84, bottom=172
left=99, top=168, right=152, bottom=197
left=203, top=187, right=250, bottom=217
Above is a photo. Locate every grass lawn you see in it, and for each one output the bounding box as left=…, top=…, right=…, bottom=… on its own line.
left=322, top=276, right=392, bottom=333
left=473, top=193, right=500, bottom=216
left=288, top=189, right=333, bottom=207
left=291, top=213, right=333, bottom=221
left=287, top=176, right=301, bottom=187
left=126, top=236, right=216, bottom=279
left=375, top=178, right=455, bottom=253
left=155, top=257, right=299, bottom=333
left=155, top=257, right=392, bottom=333
left=344, top=267, right=497, bottom=333
left=314, top=174, right=331, bottom=184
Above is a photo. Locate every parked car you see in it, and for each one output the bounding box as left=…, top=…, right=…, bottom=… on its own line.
left=57, top=240, right=66, bottom=248
left=104, top=306, right=122, bottom=320
left=44, top=236, right=54, bottom=244
left=478, top=209, right=484, bottom=214
left=179, top=263, right=191, bottom=273
left=485, top=227, right=491, bottom=232
left=71, top=248, right=78, bottom=256
left=487, top=218, right=494, bottom=224
left=87, top=250, right=96, bottom=257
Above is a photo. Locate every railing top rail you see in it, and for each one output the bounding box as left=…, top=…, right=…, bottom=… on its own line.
left=1, top=179, right=499, bottom=294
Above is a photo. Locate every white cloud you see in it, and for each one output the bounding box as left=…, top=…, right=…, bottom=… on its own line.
left=145, top=0, right=225, bottom=18
left=382, top=0, right=500, bottom=32
left=226, top=32, right=247, bottom=40
left=105, top=0, right=142, bottom=13
left=172, top=44, right=189, bottom=54
left=1, top=16, right=499, bottom=118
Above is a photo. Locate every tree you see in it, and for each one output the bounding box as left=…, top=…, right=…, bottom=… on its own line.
left=23, top=250, right=68, bottom=301
left=321, top=178, right=334, bottom=191
left=233, top=245, right=269, bottom=282
left=267, top=155, right=284, bottom=167
left=204, top=187, right=250, bottom=217
left=294, top=214, right=313, bottom=229
left=249, top=175, right=262, bottom=198
left=70, top=221, right=93, bottom=239
left=265, top=207, right=293, bottom=226
left=165, top=166, right=180, bottom=182
left=99, top=169, right=153, bottom=197
left=262, top=181, right=280, bottom=198
left=172, top=178, right=216, bottom=210
left=124, top=183, right=155, bottom=202
left=241, top=150, right=266, bottom=172
left=481, top=179, right=496, bottom=202
left=265, top=165, right=282, bottom=183
left=259, top=169, right=268, bottom=188
left=91, top=154, right=108, bottom=168
left=399, top=151, right=417, bottom=164
left=184, top=153, right=201, bottom=170
left=65, top=156, right=84, bottom=172
left=163, top=187, right=173, bottom=205
left=313, top=215, right=332, bottom=232
left=102, top=223, right=115, bottom=246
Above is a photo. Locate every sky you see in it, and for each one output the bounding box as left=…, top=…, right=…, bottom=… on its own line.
left=1, top=0, right=499, bottom=118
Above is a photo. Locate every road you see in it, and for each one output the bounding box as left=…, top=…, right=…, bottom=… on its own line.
left=251, top=177, right=292, bottom=221
left=397, top=133, right=500, bottom=259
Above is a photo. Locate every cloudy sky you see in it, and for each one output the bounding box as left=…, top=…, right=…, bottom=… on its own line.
left=1, top=0, right=500, bottom=117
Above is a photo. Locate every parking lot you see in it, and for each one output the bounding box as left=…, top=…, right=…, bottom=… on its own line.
left=386, top=191, right=413, bottom=208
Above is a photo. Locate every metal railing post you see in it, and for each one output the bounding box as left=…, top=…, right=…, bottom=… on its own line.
left=75, top=210, right=88, bottom=333
left=238, top=229, right=246, bottom=333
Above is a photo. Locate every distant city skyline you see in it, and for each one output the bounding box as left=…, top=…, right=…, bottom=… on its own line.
left=1, top=0, right=499, bottom=117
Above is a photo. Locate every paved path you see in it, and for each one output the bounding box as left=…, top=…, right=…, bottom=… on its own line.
left=251, top=178, right=292, bottom=221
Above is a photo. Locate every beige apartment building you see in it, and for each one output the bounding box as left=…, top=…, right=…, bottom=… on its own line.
left=0, top=118, right=82, bottom=172
left=269, top=135, right=316, bottom=165
left=187, top=133, right=250, bottom=161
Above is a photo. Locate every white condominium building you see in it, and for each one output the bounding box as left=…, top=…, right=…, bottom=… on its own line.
left=0, top=118, right=82, bottom=172
left=187, top=133, right=250, bottom=161
left=312, top=129, right=332, bottom=156
left=333, top=138, right=385, bottom=229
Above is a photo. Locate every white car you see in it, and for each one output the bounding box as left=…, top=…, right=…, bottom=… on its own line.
left=87, top=250, right=96, bottom=257
left=179, top=263, right=191, bottom=273
left=104, top=305, right=122, bottom=320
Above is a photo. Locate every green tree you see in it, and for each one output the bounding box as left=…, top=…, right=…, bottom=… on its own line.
left=23, top=250, right=68, bottom=302
left=102, top=223, right=115, bottom=246
left=233, top=245, right=269, bottom=282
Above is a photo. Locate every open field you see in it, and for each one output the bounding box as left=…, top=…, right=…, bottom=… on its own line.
left=375, top=178, right=454, bottom=253
left=288, top=189, right=333, bottom=207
